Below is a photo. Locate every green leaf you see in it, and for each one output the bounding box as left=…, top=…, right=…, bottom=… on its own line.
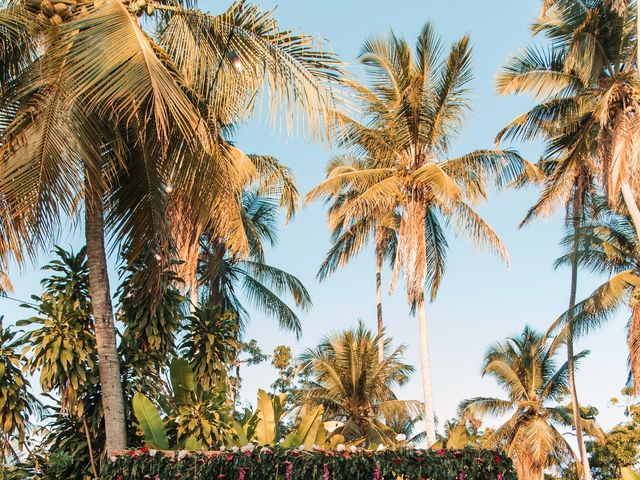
left=255, top=389, right=285, bottom=445
left=132, top=392, right=169, bottom=450
left=170, top=357, right=195, bottom=404
left=622, top=468, right=640, bottom=480
left=282, top=405, right=325, bottom=448
left=184, top=435, right=203, bottom=452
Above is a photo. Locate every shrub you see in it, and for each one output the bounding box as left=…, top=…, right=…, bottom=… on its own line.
left=102, top=446, right=515, bottom=479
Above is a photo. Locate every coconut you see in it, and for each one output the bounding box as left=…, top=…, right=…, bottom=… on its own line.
left=49, top=13, right=63, bottom=24
left=40, top=0, right=55, bottom=16
left=145, top=4, right=153, bottom=15
left=54, top=3, right=67, bottom=14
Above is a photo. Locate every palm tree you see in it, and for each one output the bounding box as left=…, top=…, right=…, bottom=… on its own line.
left=0, top=0, right=342, bottom=452
left=314, top=154, right=398, bottom=362
left=197, top=189, right=312, bottom=336
left=307, top=23, right=527, bottom=445
left=298, top=321, right=418, bottom=445
left=497, top=4, right=637, bottom=473
left=551, top=197, right=640, bottom=393
left=459, top=327, right=602, bottom=480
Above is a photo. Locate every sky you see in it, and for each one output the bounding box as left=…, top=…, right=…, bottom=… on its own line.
left=0, top=0, right=632, bottom=437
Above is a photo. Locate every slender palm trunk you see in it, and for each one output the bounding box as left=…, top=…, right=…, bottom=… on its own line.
left=567, top=201, right=592, bottom=480
left=375, top=232, right=384, bottom=362
left=416, top=293, right=437, bottom=446
left=630, top=302, right=640, bottom=395
left=85, top=179, right=127, bottom=454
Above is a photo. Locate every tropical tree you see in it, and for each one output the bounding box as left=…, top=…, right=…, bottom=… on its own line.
left=197, top=189, right=312, bottom=336
left=307, top=23, right=527, bottom=444
left=495, top=2, right=639, bottom=475
left=459, top=327, right=602, bottom=480
left=550, top=198, right=640, bottom=392
left=0, top=0, right=342, bottom=453
left=0, top=318, right=37, bottom=466
left=298, top=321, right=418, bottom=445
left=314, top=155, right=398, bottom=361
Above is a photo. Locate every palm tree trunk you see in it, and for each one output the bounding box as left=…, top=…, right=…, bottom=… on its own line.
left=629, top=302, right=640, bottom=395
left=375, top=231, right=384, bottom=362
left=416, top=292, right=437, bottom=446
left=189, top=281, right=199, bottom=313
left=567, top=200, right=592, bottom=480
left=85, top=179, right=127, bottom=454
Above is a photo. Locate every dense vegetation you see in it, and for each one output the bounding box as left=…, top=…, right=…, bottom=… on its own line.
left=0, top=0, right=639, bottom=479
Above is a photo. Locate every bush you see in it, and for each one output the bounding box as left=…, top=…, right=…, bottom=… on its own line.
left=102, top=447, right=515, bottom=479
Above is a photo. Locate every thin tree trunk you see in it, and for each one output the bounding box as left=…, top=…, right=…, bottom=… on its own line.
left=629, top=303, right=640, bottom=395
left=375, top=232, right=384, bottom=362
left=85, top=179, right=127, bottom=454
left=567, top=198, right=592, bottom=480
left=416, top=293, right=437, bottom=446
left=83, top=416, right=99, bottom=480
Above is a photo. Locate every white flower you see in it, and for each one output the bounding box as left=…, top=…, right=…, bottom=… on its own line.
left=231, top=446, right=239, bottom=453
left=336, top=444, right=346, bottom=452
left=109, top=456, right=117, bottom=463
left=149, top=449, right=157, bottom=457
left=260, top=447, right=272, bottom=454
left=312, top=444, right=321, bottom=451
left=298, top=444, right=306, bottom=451
left=376, top=444, right=386, bottom=452
left=219, top=445, right=226, bottom=452
left=241, top=443, right=255, bottom=453
left=177, top=450, right=188, bottom=461
left=395, top=433, right=406, bottom=442
left=406, top=442, right=416, bottom=450
left=349, top=445, right=357, bottom=453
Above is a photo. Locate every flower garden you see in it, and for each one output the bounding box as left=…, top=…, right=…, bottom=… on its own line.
left=104, top=447, right=515, bottom=480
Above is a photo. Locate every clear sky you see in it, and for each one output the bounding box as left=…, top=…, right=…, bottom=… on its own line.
left=0, top=0, right=631, bottom=435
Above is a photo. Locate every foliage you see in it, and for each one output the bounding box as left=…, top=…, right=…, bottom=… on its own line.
left=132, top=358, right=231, bottom=451
left=18, top=247, right=96, bottom=414
left=459, top=327, right=602, bottom=479
left=0, top=317, right=36, bottom=448
left=181, top=306, right=240, bottom=390
left=589, top=424, right=640, bottom=479
left=299, top=321, right=418, bottom=444
left=103, top=446, right=516, bottom=480
left=117, top=255, right=186, bottom=372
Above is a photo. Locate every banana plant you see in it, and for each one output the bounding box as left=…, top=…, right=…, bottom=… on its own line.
left=132, top=357, right=231, bottom=451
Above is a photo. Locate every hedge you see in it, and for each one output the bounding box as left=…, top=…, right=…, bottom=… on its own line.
left=103, top=446, right=516, bottom=480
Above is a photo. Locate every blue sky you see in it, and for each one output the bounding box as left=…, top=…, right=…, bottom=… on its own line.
left=0, top=0, right=631, bottom=435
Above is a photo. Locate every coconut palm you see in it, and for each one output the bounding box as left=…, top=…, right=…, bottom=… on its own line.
left=0, top=0, right=342, bottom=452
left=298, top=321, right=418, bottom=445
left=459, top=327, right=603, bottom=480
left=307, top=23, right=527, bottom=445
left=551, top=197, right=640, bottom=393
left=315, top=154, right=398, bottom=361
left=497, top=4, right=637, bottom=473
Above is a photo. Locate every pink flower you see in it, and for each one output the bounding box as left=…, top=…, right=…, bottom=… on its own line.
left=323, top=463, right=330, bottom=480
left=436, top=449, right=446, bottom=456
left=239, top=468, right=246, bottom=480
left=497, top=474, right=504, bottom=480
left=373, top=465, right=381, bottom=480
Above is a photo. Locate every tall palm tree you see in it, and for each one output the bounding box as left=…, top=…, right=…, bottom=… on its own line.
left=298, top=321, right=418, bottom=445
left=496, top=4, right=636, bottom=473
left=0, top=0, right=342, bottom=452
left=459, top=327, right=602, bottom=480
left=307, top=23, right=527, bottom=445
left=551, top=197, right=640, bottom=393
left=314, top=154, right=398, bottom=361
